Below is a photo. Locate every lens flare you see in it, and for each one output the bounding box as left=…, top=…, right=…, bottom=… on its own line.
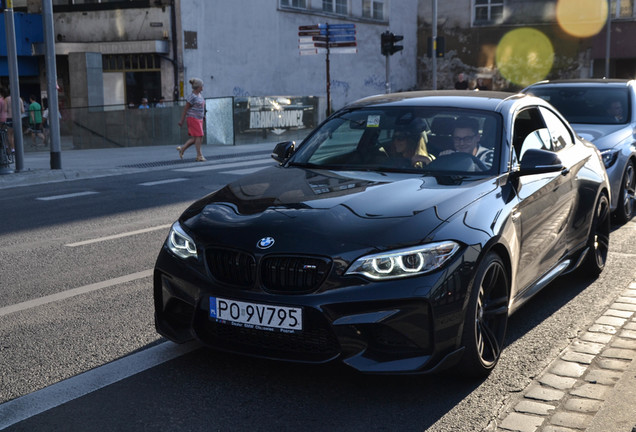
left=556, top=0, right=608, bottom=38
left=496, top=28, right=554, bottom=87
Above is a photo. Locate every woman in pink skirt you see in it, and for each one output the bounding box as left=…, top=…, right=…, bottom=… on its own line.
left=177, top=77, right=206, bottom=161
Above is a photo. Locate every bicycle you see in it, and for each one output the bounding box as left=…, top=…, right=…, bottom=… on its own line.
left=0, top=122, right=14, bottom=166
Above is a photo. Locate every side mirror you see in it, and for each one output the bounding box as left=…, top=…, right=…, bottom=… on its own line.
left=271, top=141, right=295, bottom=163
left=515, top=148, right=564, bottom=176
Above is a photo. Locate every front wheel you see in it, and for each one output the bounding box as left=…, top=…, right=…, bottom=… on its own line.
left=580, top=192, right=610, bottom=277
left=613, top=160, right=635, bottom=225
left=456, top=252, right=510, bottom=378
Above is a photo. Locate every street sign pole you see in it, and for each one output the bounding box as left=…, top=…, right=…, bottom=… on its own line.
left=326, top=40, right=331, bottom=116
left=298, top=23, right=356, bottom=116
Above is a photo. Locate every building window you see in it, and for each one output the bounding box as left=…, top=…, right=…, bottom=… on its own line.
left=474, top=0, right=504, bottom=23
left=280, top=0, right=308, bottom=9
left=363, top=0, right=384, bottom=20
left=323, top=0, right=348, bottom=14
left=103, top=54, right=160, bottom=72
left=612, top=0, right=634, bottom=18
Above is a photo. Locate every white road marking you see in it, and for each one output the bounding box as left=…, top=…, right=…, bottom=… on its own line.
left=65, top=224, right=172, bottom=247
left=36, top=191, right=99, bottom=201
left=174, top=158, right=273, bottom=173
left=0, top=269, right=153, bottom=318
left=138, top=178, right=188, bottom=186
left=0, top=340, right=200, bottom=430
left=220, top=166, right=270, bottom=175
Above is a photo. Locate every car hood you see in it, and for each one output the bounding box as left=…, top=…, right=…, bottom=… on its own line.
left=181, top=165, right=498, bottom=252
left=572, top=123, right=633, bottom=150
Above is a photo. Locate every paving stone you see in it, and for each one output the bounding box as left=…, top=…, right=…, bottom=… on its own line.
left=600, top=347, right=636, bottom=360
left=563, top=397, right=603, bottom=413
left=570, top=383, right=611, bottom=400
left=525, top=383, right=565, bottom=402
left=538, top=373, right=578, bottom=390
left=622, top=287, right=636, bottom=296
left=499, top=412, right=544, bottom=432
left=596, top=357, right=631, bottom=371
left=587, top=324, right=618, bottom=334
left=570, top=340, right=604, bottom=355
left=542, top=426, right=579, bottom=432
left=579, top=331, right=613, bottom=344
left=595, top=315, right=627, bottom=327
left=616, top=296, right=636, bottom=305
left=549, top=411, right=594, bottom=429
left=584, top=368, right=623, bottom=385
left=611, top=337, right=636, bottom=350
left=619, top=329, right=636, bottom=340
left=625, top=322, right=636, bottom=330
left=561, top=350, right=595, bottom=365
left=605, top=309, right=634, bottom=319
left=610, top=302, right=636, bottom=312
left=514, top=400, right=556, bottom=416
left=550, top=360, right=588, bottom=378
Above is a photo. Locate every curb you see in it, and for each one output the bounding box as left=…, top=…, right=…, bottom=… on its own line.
left=494, top=282, right=636, bottom=432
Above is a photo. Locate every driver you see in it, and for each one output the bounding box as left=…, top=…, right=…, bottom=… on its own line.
left=440, top=116, right=494, bottom=166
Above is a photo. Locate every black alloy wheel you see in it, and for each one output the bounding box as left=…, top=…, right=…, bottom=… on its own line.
left=457, top=251, right=510, bottom=378
left=581, top=192, right=611, bottom=277
left=614, top=160, right=635, bottom=225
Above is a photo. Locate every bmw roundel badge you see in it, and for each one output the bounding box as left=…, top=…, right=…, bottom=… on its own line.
left=257, top=237, right=275, bottom=249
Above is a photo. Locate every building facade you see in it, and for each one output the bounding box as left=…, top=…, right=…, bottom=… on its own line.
left=2, top=0, right=418, bottom=114
left=417, top=0, right=636, bottom=91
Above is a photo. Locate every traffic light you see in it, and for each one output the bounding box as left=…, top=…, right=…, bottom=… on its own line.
left=381, top=31, right=404, bottom=56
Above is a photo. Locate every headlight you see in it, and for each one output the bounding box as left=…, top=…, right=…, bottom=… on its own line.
left=600, top=149, right=619, bottom=169
left=167, top=222, right=198, bottom=259
left=345, top=241, right=460, bottom=280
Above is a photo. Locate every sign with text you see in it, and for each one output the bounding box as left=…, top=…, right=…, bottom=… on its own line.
left=298, top=23, right=357, bottom=55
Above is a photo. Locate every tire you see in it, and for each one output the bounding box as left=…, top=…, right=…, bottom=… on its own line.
left=613, top=160, right=635, bottom=225
left=456, top=251, right=510, bottom=378
left=580, top=192, right=611, bottom=278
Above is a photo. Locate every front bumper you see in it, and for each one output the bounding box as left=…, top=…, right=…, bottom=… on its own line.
left=153, top=245, right=479, bottom=374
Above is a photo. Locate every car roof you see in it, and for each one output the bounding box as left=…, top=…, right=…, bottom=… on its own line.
left=524, top=78, right=635, bottom=90
left=344, top=90, right=528, bottom=112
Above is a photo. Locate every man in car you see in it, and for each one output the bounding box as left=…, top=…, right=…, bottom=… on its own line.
left=440, top=116, right=494, bottom=167
left=605, top=98, right=624, bottom=122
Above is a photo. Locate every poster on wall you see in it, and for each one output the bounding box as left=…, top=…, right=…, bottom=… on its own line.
left=234, top=96, right=319, bottom=144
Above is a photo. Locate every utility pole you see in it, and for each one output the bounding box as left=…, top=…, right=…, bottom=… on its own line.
left=42, top=0, right=62, bottom=169
left=4, top=0, right=25, bottom=172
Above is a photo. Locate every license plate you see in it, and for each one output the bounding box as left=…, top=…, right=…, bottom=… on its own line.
left=209, top=297, right=302, bottom=332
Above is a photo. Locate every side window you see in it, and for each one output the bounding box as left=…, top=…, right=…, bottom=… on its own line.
left=512, top=108, right=549, bottom=160
left=539, top=107, right=574, bottom=152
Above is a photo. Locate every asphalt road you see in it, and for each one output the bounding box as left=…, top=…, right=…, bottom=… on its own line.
left=0, top=160, right=635, bottom=431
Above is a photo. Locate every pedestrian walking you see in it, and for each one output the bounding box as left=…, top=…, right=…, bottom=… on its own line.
left=177, top=78, right=206, bottom=161
left=28, top=94, right=46, bottom=147
left=454, top=72, right=469, bottom=90
left=138, top=97, right=150, bottom=109
left=0, top=87, right=7, bottom=125
left=3, top=87, right=24, bottom=154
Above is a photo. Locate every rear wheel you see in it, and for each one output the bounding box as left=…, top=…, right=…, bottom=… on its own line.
left=614, top=160, right=635, bottom=225
left=457, top=252, right=510, bottom=378
left=581, top=193, right=610, bottom=277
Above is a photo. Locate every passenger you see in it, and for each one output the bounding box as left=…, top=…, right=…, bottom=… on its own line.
left=605, top=98, right=624, bottom=122
left=383, top=127, right=433, bottom=168
left=440, top=116, right=494, bottom=166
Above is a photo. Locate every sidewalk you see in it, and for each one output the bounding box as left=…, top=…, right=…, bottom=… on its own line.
left=0, top=142, right=277, bottom=190
left=496, top=282, right=636, bottom=432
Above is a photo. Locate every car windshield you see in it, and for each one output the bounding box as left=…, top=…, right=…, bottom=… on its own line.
left=291, top=107, right=502, bottom=175
left=528, top=86, right=630, bottom=125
